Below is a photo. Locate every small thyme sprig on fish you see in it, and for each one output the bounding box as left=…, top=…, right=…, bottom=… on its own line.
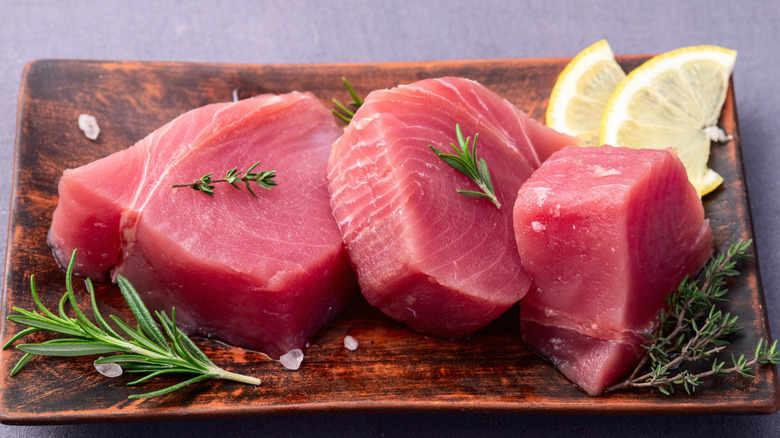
left=332, top=77, right=364, bottom=123
left=171, top=161, right=276, bottom=198
left=606, top=239, right=780, bottom=395
left=2, top=251, right=261, bottom=399
left=430, top=124, right=501, bottom=209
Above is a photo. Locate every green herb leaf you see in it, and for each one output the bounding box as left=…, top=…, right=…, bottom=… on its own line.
left=129, top=374, right=216, bottom=399
left=430, top=124, right=501, bottom=209
left=117, top=275, right=168, bottom=349
left=16, top=340, right=127, bottom=357
left=2, top=249, right=261, bottom=399
left=332, top=77, right=364, bottom=123
left=171, top=162, right=276, bottom=198
left=606, top=239, right=780, bottom=395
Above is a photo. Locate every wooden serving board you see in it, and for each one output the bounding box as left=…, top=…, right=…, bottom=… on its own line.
left=1, top=58, right=778, bottom=424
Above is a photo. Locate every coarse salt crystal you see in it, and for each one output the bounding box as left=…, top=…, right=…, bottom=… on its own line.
left=78, top=114, right=100, bottom=140
left=592, top=165, right=620, bottom=177
left=279, top=348, right=304, bottom=370
left=344, top=335, right=359, bottom=351
left=94, top=359, right=123, bottom=378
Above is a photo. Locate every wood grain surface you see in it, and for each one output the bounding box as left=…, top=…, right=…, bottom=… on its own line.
left=0, top=57, right=777, bottom=424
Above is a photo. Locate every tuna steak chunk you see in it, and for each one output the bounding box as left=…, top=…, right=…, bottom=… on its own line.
left=513, top=145, right=713, bottom=395
left=48, top=92, right=358, bottom=357
left=327, top=77, right=578, bottom=338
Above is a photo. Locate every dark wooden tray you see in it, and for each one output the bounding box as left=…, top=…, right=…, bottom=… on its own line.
left=1, top=57, right=777, bottom=425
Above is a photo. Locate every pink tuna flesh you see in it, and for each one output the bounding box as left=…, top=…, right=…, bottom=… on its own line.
left=513, top=145, right=713, bottom=395
left=48, top=92, right=358, bottom=357
left=327, top=77, right=578, bottom=338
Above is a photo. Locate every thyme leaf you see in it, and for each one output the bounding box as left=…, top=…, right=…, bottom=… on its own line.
left=2, top=250, right=261, bottom=399
left=332, top=77, right=364, bottom=123
left=171, top=161, right=276, bottom=198
left=606, top=239, right=780, bottom=395
left=430, top=124, right=501, bottom=209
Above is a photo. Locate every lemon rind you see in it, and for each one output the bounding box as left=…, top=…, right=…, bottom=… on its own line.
left=546, top=39, right=616, bottom=134
left=599, top=45, right=737, bottom=146
left=598, top=45, right=736, bottom=196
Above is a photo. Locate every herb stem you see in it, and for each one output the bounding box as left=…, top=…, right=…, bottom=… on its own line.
left=171, top=161, right=276, bottom=198
left=623, top=255, right=728, bottom=383
left=605, top=239, right=780, bottom=395
left=209, top=367, right=262, bottom=385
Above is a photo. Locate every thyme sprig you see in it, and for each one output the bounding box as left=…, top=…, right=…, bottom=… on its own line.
left=430, top=124, right=501, bottom=209
left=606, top=239, right=780, bottom=395
left=332, top=77, right=364, bottom=123
left=171, top=161, right=276, bottom=198
left=2, top=251, right=261, bottom=399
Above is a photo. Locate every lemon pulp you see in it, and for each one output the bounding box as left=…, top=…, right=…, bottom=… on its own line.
left=599, top=45, right=737, bottom=196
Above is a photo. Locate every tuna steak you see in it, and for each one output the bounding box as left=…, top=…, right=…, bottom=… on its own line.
left=327, top=77, right=578, bottom=338
left=48, top=92, right=358, bottom=357
left=513, top=145, right=713, bottom=395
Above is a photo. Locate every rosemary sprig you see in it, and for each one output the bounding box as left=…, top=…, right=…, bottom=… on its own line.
left=606, top=239, right=780, bottom=395
left=171, top=161, right=276, bottom=198
left=430, top=124, right=501, bottom=209
left=332, top=77, right=364, bottom=123
left=2, top=251, right=261, bottom=399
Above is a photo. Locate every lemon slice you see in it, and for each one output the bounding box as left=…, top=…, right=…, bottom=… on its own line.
left=600, top=45, right=737, bottom=196
left=546, top=40, right=626, bottom=146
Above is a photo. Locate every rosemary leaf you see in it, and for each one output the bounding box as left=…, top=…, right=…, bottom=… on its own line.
left=8, top=353, right=35, bottom=377
left=94, top=354, right=156, bottom=365
left=117, top=275, right=168, bottom=348
left=128, top=374, right=216, bottom=399
left=1, top=327, right=41, bottom=349
left=332, top=77, right=364, bottom=123
left=109, top=315, right=169, bottom=356
left=158, top=310, right=215, bottom=367
left=6, top=314, right=84, bottom=337
left=16, top=341, right=127, bottom=357
left=430, top=124, right=501, bottom=209
left=87, top=280, right=122, bottom=339
left=3, top=249, right=261, bottom=399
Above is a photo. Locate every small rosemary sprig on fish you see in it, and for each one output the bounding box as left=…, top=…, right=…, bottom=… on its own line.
left=606, top=239, right=780, bottom=395
left=171, top=161, right=276, bottom=198
left=2, top=251, right=261, bottom=399
left=332, top=77, right=364, bottom=123
left=430, top=124, right=501, bottom=209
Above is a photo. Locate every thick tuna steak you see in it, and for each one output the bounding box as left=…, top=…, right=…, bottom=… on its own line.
left=513, top=145, right=713, bottom=395
left=327, top=77, right=578, bottom=338
left=48, top=92, right=358, bottom=357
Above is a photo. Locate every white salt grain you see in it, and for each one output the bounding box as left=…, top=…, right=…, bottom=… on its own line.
left=344, top=335, right=358, bottom=351
left=94, top=360, right=123, bottom=378
left=704, top=125, right=731, bottom=143
left=531, top=221, right=546, bottom=232
left=279, top=348, right=304, bottom=370
left=592, top=165, right=620, bottom=177
left=78, top=114, right=100, bottom=140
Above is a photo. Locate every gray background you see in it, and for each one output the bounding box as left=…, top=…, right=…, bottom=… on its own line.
left=1, top=0, right=779, bottom=436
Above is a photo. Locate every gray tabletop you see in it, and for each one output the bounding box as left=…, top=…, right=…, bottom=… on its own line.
left=2, top=0, right=779, bottom=436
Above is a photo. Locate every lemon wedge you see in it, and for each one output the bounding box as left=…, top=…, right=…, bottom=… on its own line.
left=546, top=40, right=626, bottom=146
left=599, top=45, right=737, bottom=196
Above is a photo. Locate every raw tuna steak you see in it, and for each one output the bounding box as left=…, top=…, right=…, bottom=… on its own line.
left=327, top=77, right=578, bottom=338
left=48, top=92, right=358, bottom=357
left=513, top=145, right=713, bottom=395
